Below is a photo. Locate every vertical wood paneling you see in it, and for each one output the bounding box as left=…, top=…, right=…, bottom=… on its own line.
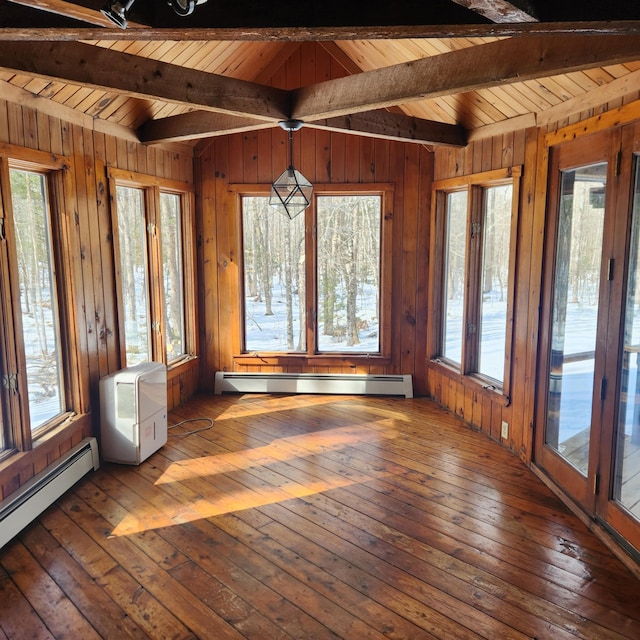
left=92, top=132, right=120, bottom=377
left=389, top=141, right=406, bottom=374
left=242, top=132, right=258, bottom=184
left=7, top=103, right=24, bottom=147
left=430, top=129, right=538, bottom=457
left=414, top=146, right=432, bottom=396
left=195, top=146, right=216, bottom=389
left=330, top=132, right=346, bottom=182
left=400, top=145, right=420, bottom=378
left=345, top=135, right=360, bottom=183
left=196, top=43, right=433, bottom=387
left=215, top=137, right=239, bottom=371
left=70, top=124, right=101, bottom=405
left=256, top=130, right=273, bottom=184
left=0, top=100, right=9, bottom=141
left=0, top=102, right=195, bottom=499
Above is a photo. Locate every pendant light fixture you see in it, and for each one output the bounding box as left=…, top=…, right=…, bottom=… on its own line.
left=270, top=119, right=313, bottom=219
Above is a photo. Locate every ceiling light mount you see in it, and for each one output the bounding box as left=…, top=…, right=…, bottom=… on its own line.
left=270, top=120, right=313, bottom=220
left=278, top=119, right=305, bottom=133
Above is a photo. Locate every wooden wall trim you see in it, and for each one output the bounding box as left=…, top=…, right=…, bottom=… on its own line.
left=545, top=99, right=640, bottom=146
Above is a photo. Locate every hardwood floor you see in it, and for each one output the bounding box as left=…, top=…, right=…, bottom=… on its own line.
left=1, top=393, right=640, bottom=639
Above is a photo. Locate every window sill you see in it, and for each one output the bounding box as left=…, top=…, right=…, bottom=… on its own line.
left=167, top=354, right=198, bottom=378
left=0, top=412, right=91, bottom=488
left=428, top=358, right=510, bottom=407
left=234, top=353, right=392, bottom=368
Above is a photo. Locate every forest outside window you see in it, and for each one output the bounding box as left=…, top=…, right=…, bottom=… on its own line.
left=0, top=148, right=78, bottom=455
left=108, top=169, right=195, bottom=369
left=433, top=168, right=520, bottom=393
left=240, top=185, right=392, bottom=358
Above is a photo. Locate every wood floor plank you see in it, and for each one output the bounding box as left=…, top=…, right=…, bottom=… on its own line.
left=329, top=482, right=638, bottom=636
left=61, top=474, right=242, bottom=640
left=168, top=560, right=297, bottom=640
left=0, top=540, right=101, bottom=640
left=237, top=397, right=617, bottom=557
left=343, top=476, right=632, bottom=613
left=159, top=520, right=343, bottom=640
left=17, top=521, right=152, bottom=640
left=89, top=468, right=344, bottom=640
left=1, top=393, right=639, bottom=639
left=188, top=413, right=615, bottom=608
left=0, top=558, right=55, bottom=640
left=98, top=464, right=395, bottom=640
left=130, top=416, right=540, bottom=638
left=264, top=490, right=603, bottom=640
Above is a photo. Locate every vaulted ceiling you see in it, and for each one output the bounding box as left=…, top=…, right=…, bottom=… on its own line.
left=1, top=0, right=639, bottom=152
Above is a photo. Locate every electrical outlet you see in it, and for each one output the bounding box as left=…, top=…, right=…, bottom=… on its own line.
left=501, top=420, right=509, bottom=439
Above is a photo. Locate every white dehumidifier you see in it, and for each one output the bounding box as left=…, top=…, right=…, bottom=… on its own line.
left=99, top=362, right=167, bottom=464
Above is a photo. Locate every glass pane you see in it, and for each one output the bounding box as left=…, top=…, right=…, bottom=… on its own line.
left=479, top=184, right=513, bottom=382
left=242, top=196, right=306, bottom=352
left=10, top=169, right=64, bottom=430
left=614, top=157, right=640, bottom=521
left=545, top=163, right=606, bottom=475
left=316, top=195, right=381, bottom=353
left=443, top=190, right=468, bottom=364
left=116, top=186, right=150, bottom=365
left=160, top=192, right=185, bottom=363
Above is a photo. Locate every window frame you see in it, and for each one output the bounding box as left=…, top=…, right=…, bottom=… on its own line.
left=107, top=168, right=197, bottom=372
left=234, top=183, right=394, bottom=365
left=0, top=144, right=81, bottom=457
left=430, top=167, right=521, bottom=402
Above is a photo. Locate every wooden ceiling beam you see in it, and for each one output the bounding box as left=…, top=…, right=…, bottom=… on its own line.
left=291, top=34, right=640, bottom=121
left=449, top=1, right=538, bottom=23
left=307, top=111, right=466, bottom=146
left=5, top=0, right=145, bottom=28
left=138, top=108, right=467, bottom=147
left=2, top=35, right=640, bottom=146
left=138, top=112, right=273, bottom=143
left=1, top=21, right=640, bottom=41
left=0, top=41, right=290, bottom=121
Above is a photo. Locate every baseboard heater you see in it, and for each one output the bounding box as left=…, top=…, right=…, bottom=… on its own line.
left=0, top=437, right=99, bottom=549
left=214, top=372, right=413, bottom=398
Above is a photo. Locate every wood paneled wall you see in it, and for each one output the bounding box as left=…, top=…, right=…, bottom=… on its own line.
left=430, top=129, right=541, bottom=464
left=196, top=42, right=433, bottom=395
left=0, top=98, right=196, bottom=499
left=431, top=99, right=640, bottom=464
left=3, top=40, right=639, bottom=502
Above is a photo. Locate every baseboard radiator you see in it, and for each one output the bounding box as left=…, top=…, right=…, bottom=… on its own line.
left=214, top=371, right=413, bottom=398
left=0, top=437, right=99, bottom=549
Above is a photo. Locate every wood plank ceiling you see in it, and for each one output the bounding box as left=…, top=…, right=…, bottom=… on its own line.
left=0, top=1, right=639, bottom=149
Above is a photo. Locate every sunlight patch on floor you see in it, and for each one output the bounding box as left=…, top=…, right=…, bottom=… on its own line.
left=210, top=394, right=413, bottom=423
left=109, top=423, right=398, bottom=537
left=155, top=422, right=399, bottom=484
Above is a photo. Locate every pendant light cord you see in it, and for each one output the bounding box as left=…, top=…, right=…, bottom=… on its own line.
left=288, top=127, right=295, bottom=170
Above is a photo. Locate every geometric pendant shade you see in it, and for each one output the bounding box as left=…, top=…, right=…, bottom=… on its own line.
left=269, top=120, right=313, bottom=219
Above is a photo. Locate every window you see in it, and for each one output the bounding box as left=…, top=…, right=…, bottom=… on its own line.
left=433, top=168, right=520, bottom=392
left=10, top=168, right=65, bottom=429
left=240, top=185, right=392, bottom=358
left=0, top=148, right=77, bottom=454
left=108, top=169, right=195, bottom=369
left=443, top=190, right=468, bottom=364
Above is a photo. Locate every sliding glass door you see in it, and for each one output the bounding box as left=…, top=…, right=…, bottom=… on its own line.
left=537, top=126, right=640, bottom=553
